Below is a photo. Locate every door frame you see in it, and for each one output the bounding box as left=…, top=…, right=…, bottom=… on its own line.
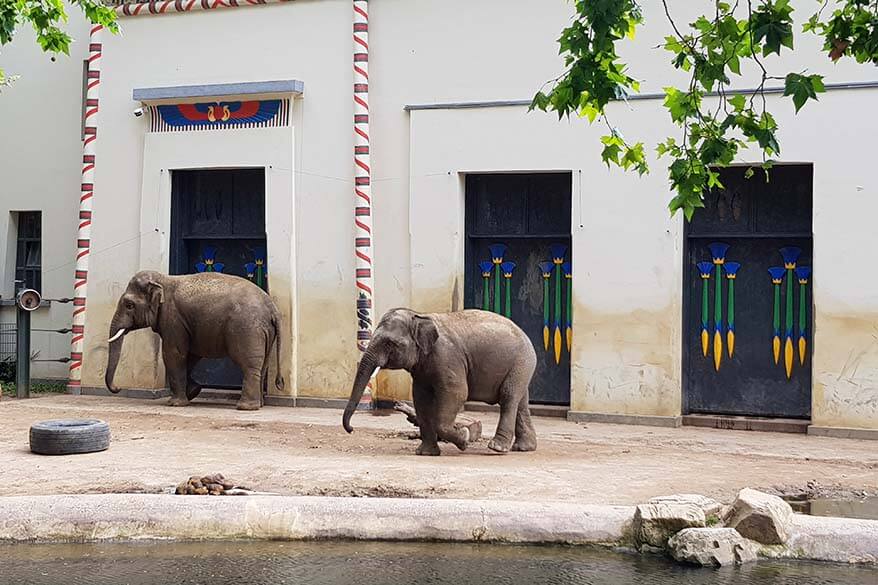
left=680, top=163, right=814, bottom=417
left=137, top=127, right=297, bottom=396
left=461, top=170, right=574, bottom=406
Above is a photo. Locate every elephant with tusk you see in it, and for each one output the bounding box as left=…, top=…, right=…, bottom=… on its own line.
left=343, top=308, right=537, bottom=455
left=106, top=270, right=284, bottom=410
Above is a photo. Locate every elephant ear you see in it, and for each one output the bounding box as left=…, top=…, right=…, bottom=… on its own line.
left=146, top=280, right=165, bottom=309
left=412, top=314, right=439, bottom=357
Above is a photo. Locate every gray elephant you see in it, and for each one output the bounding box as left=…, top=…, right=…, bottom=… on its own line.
left=105, top=270, right=283, bottom=410
left=343, top=308, right=537, bottom=455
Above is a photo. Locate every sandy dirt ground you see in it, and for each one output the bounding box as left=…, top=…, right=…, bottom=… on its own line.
left=2, top=394, right=877, bottom=505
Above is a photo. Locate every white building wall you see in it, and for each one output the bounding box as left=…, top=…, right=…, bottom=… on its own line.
left=0, top=12, right=90, bottom=379
left=1, top=1, right=876, bottom=430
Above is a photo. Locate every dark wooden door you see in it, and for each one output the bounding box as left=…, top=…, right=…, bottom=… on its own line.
left=684, top=165, right=813, bottom=418
left=170, top=168, right=267, bottom=389
left=464, top=173, right=572, bottom=405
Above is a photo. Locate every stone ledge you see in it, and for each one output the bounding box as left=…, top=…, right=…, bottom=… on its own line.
left=464, top=402, right=569, bottom=419
left=683, top=415, right=809, bottom=434
left=770, top=514, right=878, bottom=563
left=1, top=494, right=876, bottom=564
left=568, top=411, right=683, bottom=428
left=77, top=386, right=169, bottom=399
left=0, top=495, right=634, bottom=546
left=807, top=425, right=878, bottom=441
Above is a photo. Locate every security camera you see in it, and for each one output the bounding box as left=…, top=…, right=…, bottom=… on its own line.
left=133, top=107, right=144, bottom=118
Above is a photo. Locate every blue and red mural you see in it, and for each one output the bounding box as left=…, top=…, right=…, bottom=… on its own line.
left=149, top=99, right=290, bottom=132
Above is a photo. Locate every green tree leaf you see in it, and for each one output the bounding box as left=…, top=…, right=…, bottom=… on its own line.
left=784, top=72, right=825, bottom=112
left=0, top=0, right=118, bottom=86
left=535, top=0, right=878, bottom=221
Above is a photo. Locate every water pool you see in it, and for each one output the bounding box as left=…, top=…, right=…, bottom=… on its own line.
left=1, top=540, right=876, bottom=585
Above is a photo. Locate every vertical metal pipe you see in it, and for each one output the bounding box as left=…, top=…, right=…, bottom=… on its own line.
left=15, top=304, right=30, bottom=399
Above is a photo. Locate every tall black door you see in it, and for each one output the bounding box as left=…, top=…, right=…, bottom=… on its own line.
left=170, top=168, right=268, bottom=389
left=464, top=173, right=572, bottom=405
left=684, top=165, right=813, bottom=418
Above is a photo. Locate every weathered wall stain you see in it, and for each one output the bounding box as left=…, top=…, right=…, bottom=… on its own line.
left=570, top=305, right=680, bottom=417
left=813, top=312, right=878, bottom=429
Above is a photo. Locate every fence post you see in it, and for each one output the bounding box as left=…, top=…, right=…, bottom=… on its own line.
left=13, top=282, right=41, bottom=399
left=15, top=297, right=30, bottom=400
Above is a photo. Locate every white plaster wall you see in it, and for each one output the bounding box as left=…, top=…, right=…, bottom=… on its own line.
left=79, top=1, right=355, bottom=396
left=408, top=104, right=684, bottom=417
left=0, top=12, right=90, bottom=379
left=1, top=0, right=876, bottom=427
left=408, top=83, right=878, bottom=423
left=80, top=126, right=297, bottom=393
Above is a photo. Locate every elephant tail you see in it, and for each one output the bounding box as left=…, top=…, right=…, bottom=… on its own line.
left=272, top=311, right=285, bottom=391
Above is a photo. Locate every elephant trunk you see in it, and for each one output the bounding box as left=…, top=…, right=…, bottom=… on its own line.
left=105, top=317, right=127, bottom=393
left=342, top=350, right=380, bottom=433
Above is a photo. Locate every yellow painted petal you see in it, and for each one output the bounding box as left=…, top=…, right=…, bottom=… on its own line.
left=798, top=337, right=806, bottom=365
left=713, top=331, right=722, bottom=371
left=773, top=336, right=781, bottom=365
left=701, top=330, right=709, bottom=357
left=554, top=327, right=562, bottom=364
left=543, top=326, right=549, bottom=351
left=785, top=338, right=794, bottom=379
left=566, top=327, right=572, bottom=352
left=727, top=331, right=735, bottom=358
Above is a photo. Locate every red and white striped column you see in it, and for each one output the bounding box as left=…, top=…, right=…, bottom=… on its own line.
left=354, top=0, right=375, bottom=408
left=68, top=25, right=103, bottom=393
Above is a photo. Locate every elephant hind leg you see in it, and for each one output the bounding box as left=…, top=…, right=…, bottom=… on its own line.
left=511, top=398, right=537, bottom=452
left=186, top=354, right=203, bottom=401
left=236, top=364, right=263, bottom=411
left=488, top=364, right=533, bottom=453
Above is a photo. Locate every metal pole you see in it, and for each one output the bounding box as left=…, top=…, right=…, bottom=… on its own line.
left=15, top=291, right=30, bottom=400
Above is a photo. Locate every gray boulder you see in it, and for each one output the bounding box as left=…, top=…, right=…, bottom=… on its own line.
left=724, top=488, right=793, bottom=545
left=634, top=502, right=706, bottom=548
left=668, top=527, right=759, bottom=566
left=648, top=494, right=724, bottom=517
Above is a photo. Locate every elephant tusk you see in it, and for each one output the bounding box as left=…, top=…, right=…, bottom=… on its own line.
left=108, top=329, right=126, bottom=343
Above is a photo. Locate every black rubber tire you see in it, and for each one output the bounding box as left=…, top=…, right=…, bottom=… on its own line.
left=29, top=419, right=111, bottom=455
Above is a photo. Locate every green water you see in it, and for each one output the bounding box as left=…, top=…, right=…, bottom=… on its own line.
left=1, top=540, right=876, bottom=585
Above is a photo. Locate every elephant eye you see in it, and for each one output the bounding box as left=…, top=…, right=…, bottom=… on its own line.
left=125, top=301, right=135, bottom=310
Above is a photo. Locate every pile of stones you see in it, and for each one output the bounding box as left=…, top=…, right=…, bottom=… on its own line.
left=175, top=474, right=240, bottom=496
left=634, top=488, right=796, bottom=567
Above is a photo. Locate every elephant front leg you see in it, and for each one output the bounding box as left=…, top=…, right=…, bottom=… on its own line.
left=434, top=387, right=470, bottom=452
left=163, top=347, right=190, bottom=407
left=412, top=382, right=440, bottom=456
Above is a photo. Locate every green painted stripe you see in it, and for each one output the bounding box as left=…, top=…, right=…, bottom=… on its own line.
left=493, top=264, right=502, bottom=314
left=554, top=265, right=561, bottom=327
left=799, top=280, right=806, bottom=335
left=773, top=285, right=780, bottom=333
left=543, top=280, right=550, bottom=325
left=728, top=279, right=734, bottom=328
left=785, top=268, right=794, bottom=336
left=701, top=279, right=708, bottom=328
left=483, top=276, right=491, bottom=311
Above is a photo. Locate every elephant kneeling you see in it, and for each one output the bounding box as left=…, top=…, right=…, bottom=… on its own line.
left=343, top=308, right=537, bottom=455
left=105, top=270, right=284, bottom=410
